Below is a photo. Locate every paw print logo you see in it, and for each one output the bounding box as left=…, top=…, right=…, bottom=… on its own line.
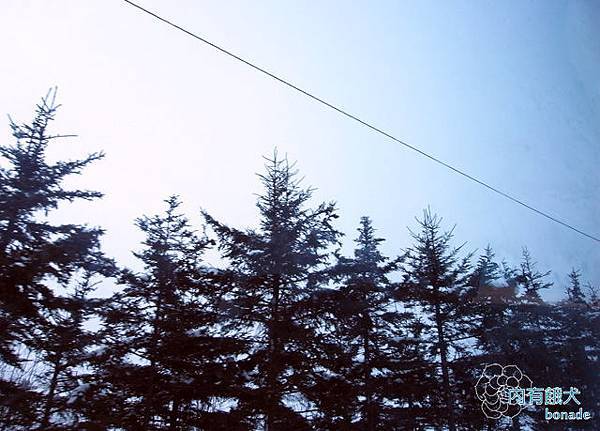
left=475, top=364, right=532, bottom=419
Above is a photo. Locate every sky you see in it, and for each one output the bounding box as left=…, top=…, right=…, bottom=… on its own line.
left=1, top=0, right=599, bottom=301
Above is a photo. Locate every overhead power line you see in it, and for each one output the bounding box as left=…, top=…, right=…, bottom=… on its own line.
left=121, top=0, right=600, bottom=244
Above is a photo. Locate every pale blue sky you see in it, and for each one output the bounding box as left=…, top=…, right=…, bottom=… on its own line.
left=2, top=1, right=599, bottom=300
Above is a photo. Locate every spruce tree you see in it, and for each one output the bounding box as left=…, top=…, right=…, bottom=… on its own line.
left=470, top=246, right=522, bottom=430
left=517, top=247, right=552, bottom=304
left=31, top=271, right=111, bottom=430
left=325, top=216, right=400, bottom=430
left=551, top=272, right=600, bottom=430
left=482, top=250, right=558, bottom=430
left=586, top=283, right=599, bottom=307
left=84, top=196, right=245, bottom=430
left=0, top=90, right=107, bottom=429
left=470, top=246, right=503, bottom=290
left=566, top=268, right=586, bottom=304
left=401, top=209, right=474, bottom=431
left=204, top=153, right=342, bottom=430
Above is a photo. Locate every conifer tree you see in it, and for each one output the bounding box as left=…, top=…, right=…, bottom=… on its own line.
left=204, top=153, right=342, bottom=430
left=31, top=270, right=111, bottom=430
left=517, top=247, right=552, bottom=304
left=481, top=250, right=558, bottom=430
left=586, top=283, right=599, bottom=306
left=0, top=90, right=107, bottom=429
left=470, top=246, right=503, bottom=289
left=325, top=216, right=400, bottom=429
left=401, top=209, right=474, bottom=431
left=566, top=268, right=586, bottom=304
left=470, top=246, right=522, bottom=430
left=551, top=272, right=600, bottom=430
left=84, top=196, right=245, bottom=430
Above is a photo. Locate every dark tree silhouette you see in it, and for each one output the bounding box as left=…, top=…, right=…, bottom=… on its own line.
left=1, top=94, right=598, bottom=430
left=401, top=209, right=474, bottom=431
left=0, top=90, right=109, bottom=429
left=204, top=153, right=342, bottom=430
left=82, top=196, right=245, bottom=430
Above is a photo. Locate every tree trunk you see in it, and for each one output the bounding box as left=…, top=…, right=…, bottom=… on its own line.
left=266, top=275, right=281, bottom=431
left=363, top=314, right=376, bottom=431
left=143, top=283, right=165, bottom=429
left=434, top=301, right=456, bottom=431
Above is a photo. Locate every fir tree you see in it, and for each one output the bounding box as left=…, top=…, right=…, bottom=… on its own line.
left=325, top=216, right=403, bottom=430
left=517, top=247, right=552, bottom=304
left=470, top=246, right=522, bottom=430
left=0, top=90, right=107, bottom=429
left=481, top=250, right=559, bottom=430
left=84, top=196, right=245, bottom=430
left=401, top=209, right=474, bottom=431
left=470, top=246, right=503, bottom=289
left=204, top=153, right=342, bottom=430
left=550, top=271, right=600, bottom=430
left=566, top=268, right=586, bottom=304
left=31, top=271, right=111, bottom=430
left=586, top=283, right=599, bottom=306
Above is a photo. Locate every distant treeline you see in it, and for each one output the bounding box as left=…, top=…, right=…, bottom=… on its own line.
left=1, top=94, right=598, bottom=430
